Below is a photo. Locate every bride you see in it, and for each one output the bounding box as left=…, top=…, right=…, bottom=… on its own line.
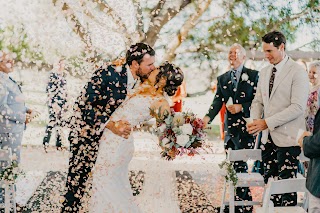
left=88, top=62, right=184, bottom=212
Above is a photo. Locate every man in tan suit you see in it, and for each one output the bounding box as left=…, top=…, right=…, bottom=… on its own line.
left=247, top=31, right=309, bottom=207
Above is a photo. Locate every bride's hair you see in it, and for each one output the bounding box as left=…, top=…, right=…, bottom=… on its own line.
left=156, top=62, right=184, bottom=96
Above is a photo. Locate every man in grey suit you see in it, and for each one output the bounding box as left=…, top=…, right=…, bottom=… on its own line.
left=247, top=31, right=309, bottom=206
left=0, top=50, right=32, bottom=205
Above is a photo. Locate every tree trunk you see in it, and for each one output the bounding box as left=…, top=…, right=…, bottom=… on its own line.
left=143, top=0, right=192, bottom=47
left=163, top=0, right=212, bottom=62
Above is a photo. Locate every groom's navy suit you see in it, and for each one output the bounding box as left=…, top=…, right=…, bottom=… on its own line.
left=62, top=64, right=129, bottom=212
left=206, top=66, right=259, bottom=212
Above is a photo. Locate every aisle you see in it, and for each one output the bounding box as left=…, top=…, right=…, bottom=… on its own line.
left=17, top=132, right=228, bottom=212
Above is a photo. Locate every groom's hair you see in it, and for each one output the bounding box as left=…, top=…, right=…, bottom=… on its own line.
left=126, top=43, right=155, bottom=66
left=262, top=31, right=286, bottom=50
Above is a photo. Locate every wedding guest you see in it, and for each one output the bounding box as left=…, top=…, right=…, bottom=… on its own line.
left=306, top=61, right=320, bottom=133
left=0, top=50, right=33, bottom=208
left=299, top=109, right=320, bottom=213
left=248, top=31, right=309, bottom=206
left=298, top=62, right=320, bottom=177
left=203, top=43, right=259, bottom=213
left=43, top=58, right=68, bottom=152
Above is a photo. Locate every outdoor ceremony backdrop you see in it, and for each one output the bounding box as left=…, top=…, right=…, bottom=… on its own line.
left=0, top=0, right=319, bottom=145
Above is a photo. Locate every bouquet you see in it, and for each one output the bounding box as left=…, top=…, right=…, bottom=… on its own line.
left=151, top=109, right=206, bottom=160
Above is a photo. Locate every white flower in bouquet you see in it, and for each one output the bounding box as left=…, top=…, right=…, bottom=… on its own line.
left=158, top=124, right=166, bottom=133
left=172, top=113, right=185, bottom=126
left=241, top=73, right=249, bottom=81
left=161, top=138, right=171, bottom=148
left=176, top=134, right=190, bottom=147
left=180, top=123, right=193, bottom=135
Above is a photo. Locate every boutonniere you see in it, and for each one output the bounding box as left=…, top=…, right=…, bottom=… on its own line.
left=115, top=66, right=122, bottom=73
left=241, top=73, right=249, bottom=82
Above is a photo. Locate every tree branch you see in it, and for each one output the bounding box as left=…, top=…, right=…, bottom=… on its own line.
left=91, top=0, right=132, bottom=46
left=271, top=8, right=312, bottom=31
left=133, top=0, right=145, bottom=41
left=150, top=0, right=167, bottom=22
left=53, top=0, right=92, bottom=50
left=163, top=0, right=213, bottom=62
left=143, top=0, right=192, bottom=46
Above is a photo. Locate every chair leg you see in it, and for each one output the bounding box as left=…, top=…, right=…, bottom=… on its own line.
left=11, top=185, right=16, bottom=213
left=5, top=184, right=10, bottom=213
left=220, top=180, right=227, bottom=213
left=229, top=182, right=235, bottom=213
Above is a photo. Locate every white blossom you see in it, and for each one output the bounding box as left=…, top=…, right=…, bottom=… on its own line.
left=176, top=134, right=189, bottom=147
left=180, top=123, right=193, bottom=135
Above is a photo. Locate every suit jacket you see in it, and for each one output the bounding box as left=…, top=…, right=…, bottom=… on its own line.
left=206, top=66, right=259, bottom=138
left=68, top=64, right=128, bottom=144
left=0, top=72, right=27, bottom=133
left=303, top=109, right=320, bottom=198
left=251, top=57, right=309, bottom=147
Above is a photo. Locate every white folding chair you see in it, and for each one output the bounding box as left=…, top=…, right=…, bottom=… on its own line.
left=256, top=178, right=308, bottom=213
left=0, top=149, right=17, bottom=213
left=220, top=148, right=265, bottom=213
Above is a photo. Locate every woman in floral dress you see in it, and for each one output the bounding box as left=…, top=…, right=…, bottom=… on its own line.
left=306, top=61, right=320, bottom=132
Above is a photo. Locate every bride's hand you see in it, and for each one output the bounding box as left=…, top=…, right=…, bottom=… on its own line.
left=107, top=120, right=132, bottom=139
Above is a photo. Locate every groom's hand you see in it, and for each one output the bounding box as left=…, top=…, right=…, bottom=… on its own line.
left=226, top=104, right=242, bottom=114
left=107, top=120, right=132, bottom=139
left=202, top=116, right=210, bottom=128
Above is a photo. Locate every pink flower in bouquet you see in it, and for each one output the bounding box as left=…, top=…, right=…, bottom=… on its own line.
left=192, top=118, right=204, bottom=134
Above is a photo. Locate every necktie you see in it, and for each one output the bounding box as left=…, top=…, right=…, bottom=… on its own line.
left=269, top=67, right=277, bottom=97
left=231, top=70, right=238, bottom=89
left=131, top=79, right=138, bottom=89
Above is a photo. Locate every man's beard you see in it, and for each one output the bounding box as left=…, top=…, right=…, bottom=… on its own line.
left=136, top=67, right=150, bottom=82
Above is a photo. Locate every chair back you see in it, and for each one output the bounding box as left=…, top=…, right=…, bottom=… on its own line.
left=227, top=148, right=262, bottom=162
left=262, top=178, right=308, bottom=212
left=299, top=152, right=310, bottom=162
left=268, top=178, right=307, bottom=195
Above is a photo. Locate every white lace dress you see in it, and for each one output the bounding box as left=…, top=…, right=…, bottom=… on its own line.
left=89, top=95, right=157, bottom=213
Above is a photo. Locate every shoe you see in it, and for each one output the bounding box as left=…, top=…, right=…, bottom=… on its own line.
left=43, top=144, right=48, bottom=153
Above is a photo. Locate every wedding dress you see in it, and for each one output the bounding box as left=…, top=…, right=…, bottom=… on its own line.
left=89, top=94, right=158, bottom=213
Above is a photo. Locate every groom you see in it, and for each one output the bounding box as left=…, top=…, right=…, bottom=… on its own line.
left=61, top=43, right=155, bottom=212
